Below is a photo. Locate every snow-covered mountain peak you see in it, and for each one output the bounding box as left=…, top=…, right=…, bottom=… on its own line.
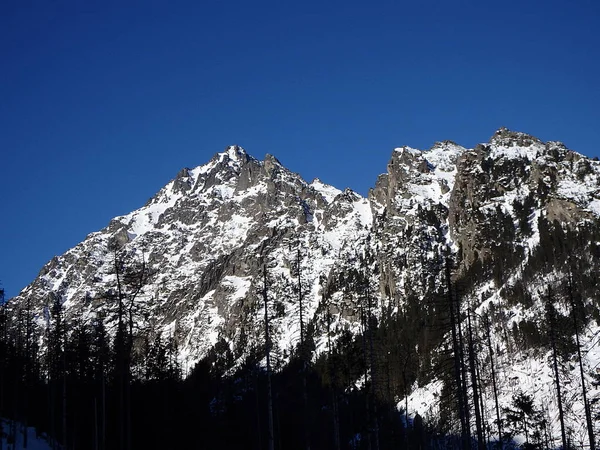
left=423, top=140, right=466, bottom=178
left=310, top=178, right=342, bottom=204
left=210, top=144, right=254, bottom=172
left=222, top=144, right=249, bottom=162
left=490, top=126, right=542, bottom=145
left=370, top=140, right=464, bottom=217
left=393, top=145, right=422, bottom=156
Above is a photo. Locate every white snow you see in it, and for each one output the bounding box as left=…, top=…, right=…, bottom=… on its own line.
left=489, top=144, right=538, bottom=161
left=221, top=276, right=252, bottom=301
left=353, top=198, right=373, bottom=227
left=394, top=146, right=421, bottom=156
left=588, top=198, right=600, bottom=216
left=310, top=178, right=342, bottom=204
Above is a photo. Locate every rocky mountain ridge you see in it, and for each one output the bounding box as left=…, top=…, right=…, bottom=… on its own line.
left=8, top=128, right=600, bottom=445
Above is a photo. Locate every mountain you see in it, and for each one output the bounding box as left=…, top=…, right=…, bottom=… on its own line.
left=6, top=128, right=600, bottom=447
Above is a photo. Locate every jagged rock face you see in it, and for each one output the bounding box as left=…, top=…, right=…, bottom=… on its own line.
left=14, top=145, right=373, bottom=368
left=369, top=140, right=464, bottom=301
left=7, top=135, right=600, bottom=386
left=449, top=129, right=600, bottom=272
left=8, top=129, right=600, bottom=443
left=12, top=132, right=600, bottom=363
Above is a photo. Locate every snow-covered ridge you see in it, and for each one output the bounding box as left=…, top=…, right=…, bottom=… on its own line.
left=19, top=144, right=376, bottom=368
left=310, top=178, right=342, bottom=204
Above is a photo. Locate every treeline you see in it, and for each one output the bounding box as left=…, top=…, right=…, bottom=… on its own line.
left=0, top=290, right=182, bottom=449
left=0, top=284, right=435, bottom=449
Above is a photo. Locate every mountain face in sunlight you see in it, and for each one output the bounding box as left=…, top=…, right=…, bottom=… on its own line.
left=8, top=128, right=600, bottom=445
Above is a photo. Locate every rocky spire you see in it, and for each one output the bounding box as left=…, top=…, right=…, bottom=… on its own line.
left=488, top=127, right=542, bottom=147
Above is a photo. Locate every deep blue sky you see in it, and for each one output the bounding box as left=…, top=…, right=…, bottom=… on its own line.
left=1, top=0, right=599, bottom=299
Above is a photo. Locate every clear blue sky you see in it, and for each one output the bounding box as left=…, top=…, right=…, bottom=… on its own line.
left=1, top=0, right=599, bottom=299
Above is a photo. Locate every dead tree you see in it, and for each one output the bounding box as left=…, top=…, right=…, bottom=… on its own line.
left=466, top=304, right=485, bottom=450
left=445, top=255, right=470, bottom=450
left=295, top=244, right=310, bottom=450
left=107, top=240, right=151, bottom=450
left=325, top=299, right=341, bottom=450
left=365, top=274, right=380, bottom=450
left=263, top=265, right=275, bottom=450
left=483, top=313, right=502, bottom=447
left=544, top=289, right=567, bottom=450
left=567, top=272, right=595, bottom=450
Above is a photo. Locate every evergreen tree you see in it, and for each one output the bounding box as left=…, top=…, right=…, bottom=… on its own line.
left=503, top=392, right=546, bottom=449
left=47, top=292, right=67, bottom=449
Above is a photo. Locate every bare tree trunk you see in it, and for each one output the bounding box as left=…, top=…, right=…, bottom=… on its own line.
left=23, top=301, right=33, bottom=449
left=94, top=398, right=98, bottom=450
left=62, top=326, right=67, bottom=450
left=12, top=311, right=23, bottom=450
left=475, top=357, right=487, bottom=447
left=457, top=319, right=471, bottom=443
left=366, top=283, right=380, bottom=450
left=263, top=265, right=275, bottom=450
left=484, top=313, right=502, bottom=447
left=326, top=308, right=340, bottom=450
left=567, top=273, right=595, bottom=450
left=297, top=247, right=304, bottom=351
left=545, top=290, right=567, bottom=450
left=0, top=291, right=4, bottom=450
left=466, top=306, right=485, bottom=450
left=296, top=245, right=310, bottom=450
left=101, top=371, right=106, bottom=450
left=360, top=304, right=372, bottom=450
left=402, top=352, right=410, bottom=449
left=253, top=366, right=262, bottom=450
left=45, top=300, right=57, bottom=450
left=446, top=256, right=469, bottom=450
left=113, top=253, right=126, bottom=450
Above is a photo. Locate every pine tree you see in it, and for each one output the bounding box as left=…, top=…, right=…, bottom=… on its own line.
left=504, top=392, right=546, bottom=448
left=48, top=292, right=67, bottom=449
left=64, top=317, right=95, bottom=450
